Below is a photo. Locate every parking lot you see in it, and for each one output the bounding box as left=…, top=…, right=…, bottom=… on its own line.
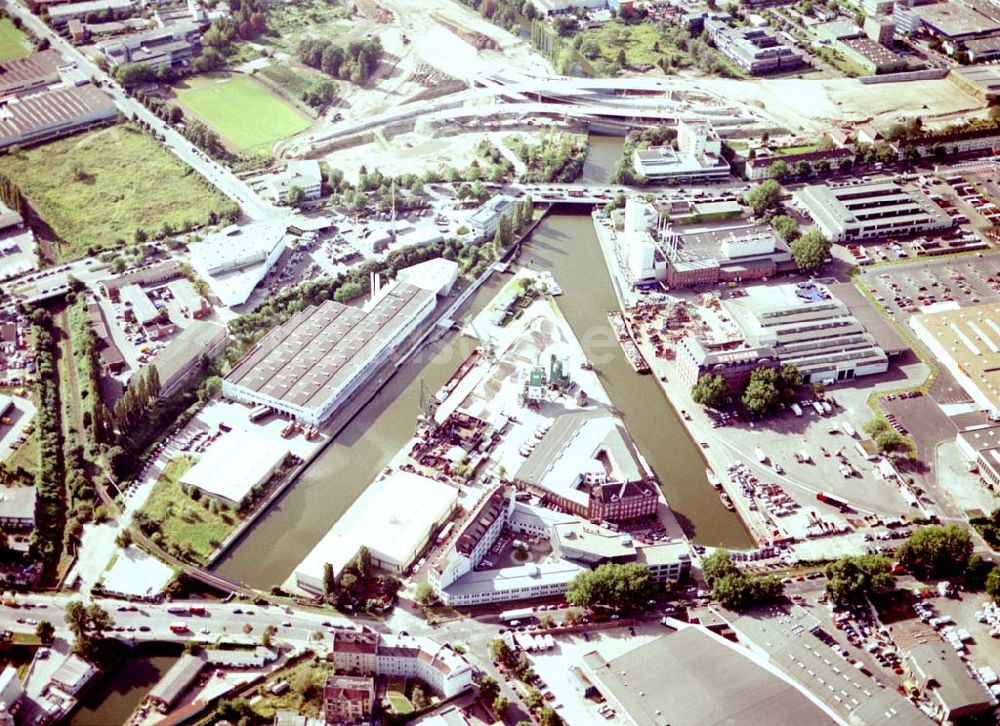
left=857, top=251, right=1000, bottom=325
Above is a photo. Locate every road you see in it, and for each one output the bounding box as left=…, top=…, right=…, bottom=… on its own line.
left=2, top=1, right=282, bottom=222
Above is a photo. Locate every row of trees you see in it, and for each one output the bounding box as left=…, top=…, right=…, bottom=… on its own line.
left=320, top=545, right=401, bottom=615
left=692, top=363, right=802, bottom=416
left=565, top=562, right=657, bottom=611
left=297, top=38, right=383, bottom=86
left=29, top=311, right=66, bottom=567
left=862, top=417, right=914, bottom=456
left=703, top=550, right=784, bottom=610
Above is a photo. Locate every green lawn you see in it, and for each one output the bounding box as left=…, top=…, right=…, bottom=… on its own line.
left=774, top=143, right=820, bottom=156
left=0, top=18, right=31, bottom=61
left=174, top=74, right=311, bottom=153
left=138, top=456, right=238, bottom=565
left=252, top=657, right=333, bottom=720
left=0, top=125, right=235, bottom=261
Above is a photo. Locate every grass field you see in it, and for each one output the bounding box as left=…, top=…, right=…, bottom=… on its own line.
left=252, top=658, right=333, bottom=720
left=0, top=19, right=31, bottom=61
left=174, top=74, right=311, bottom=153
left=0, top=125, right=234, bottom=261
left=386, top=677, right=412, bottom=715
left=774, top=143, right=820, bottom=156
left=138, top=456, right=238, bottom=565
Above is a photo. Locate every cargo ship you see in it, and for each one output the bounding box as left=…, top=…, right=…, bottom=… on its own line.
left=608, top=311, right=650, bottom=374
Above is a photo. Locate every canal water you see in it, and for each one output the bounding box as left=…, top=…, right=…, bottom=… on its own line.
left=216, top=135, right=750, bottom=588
left=71, top=650, right=179, bottom=726
left=580, top=133, right=625, bottom=185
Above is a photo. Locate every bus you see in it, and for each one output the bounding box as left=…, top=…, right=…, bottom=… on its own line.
left=169, top=622, right=189, bottom=634
left=166, top=605, right=188, bottom=615
left=500, top=607, right=535, bottom=623
left=189, top=605, right=207, bottom=616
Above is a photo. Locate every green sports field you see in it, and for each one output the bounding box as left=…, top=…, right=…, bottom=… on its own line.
left=174, top=74, right=311, bottom=153
left=0, top=18, right=32, bottom=61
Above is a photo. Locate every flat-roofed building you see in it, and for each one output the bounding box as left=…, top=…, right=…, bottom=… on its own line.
left=633, top=120, right=730, bottom=184
left=0, top=84, right=116, bottom=150
left=434, top=559, right=586, bottom=607
left=267, top=159, right=323, bottom=203
left=98, top=22, right=201, bottom=71
left=794, top=179, right=952, bottom=243
left=905, top=642, right=992, bottom=721
left=911, top=302, right=1000, bottom=419
left=188, top=220, right=288, bottom=307
left=179, top=430, right=289, bottom=507
left=222, top=279, right=439, bottom=426
left=429, top=485, right=512, bottom=593
left=48, top=0, right=134, bottom=27
left=100, top=260, right=182, bottom=301
left=953, top=413, right=1000, bottom=492
left=582, top=626, right=840, bottom=726
left=552, top=520, right=690, bottom=581
left=323, top=674, right=373, bottom=725
left=119, top=283, right=160, bottom=326
left=0, top=486, right=36, bottom=530
left=705, top=18, right=804, bottom=75
left=662, top=221, right=792, bottom=287
left=837, top=36, right=907, bottom=73
left=914, top=1, right=1000, bottom=41
left=50, top=654, right=96, bottom=695
left=0, top=50, right=64, bottom=97
left=467, top=195, right=516, bottom=243
left=293, top=470, right=458, bottom=592
left=723, top=281, right=890, bottom=384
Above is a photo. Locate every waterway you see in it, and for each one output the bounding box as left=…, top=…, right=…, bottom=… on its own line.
left=217, top=137, right=749, bottom=588
left=71, top=650, right=179, bottom=726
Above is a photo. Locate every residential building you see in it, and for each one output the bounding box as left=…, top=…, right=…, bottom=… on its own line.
left=429, top=485, right=513, bottom=593
left=893, top=4, right=922, bottom=35
left=466, top=195, right=516, bottom=243
left=794, top=179, right=952, bottom=242
left=676, top=335, right=779, bottom=391
left=0, top=84, right=116, bottom=150
left=330, top=629, right=473, bottom=699
left=0, top=486, right=36, bottom=530
left=48, top=0, right=134, bottom=28
left=530, top=0, right=606, bottom=14
left=267, top=159, right=323, bottom=203
left=862, top=0, right=893, bottom=15
left=905, top=643, right=992, bottom=721
left=746, top=148, right=855, bottom=180
left=893, top=127, right=1000, bottom=158
left=323, top=675, right=374, bottom=725
left=222, top=277, right=441, bottom=427
left=722, top=281, right=893, bottom=384
left=705, top=18, right=804, bottom=75
left=632, top=120, right=731, bottom=184
left=97, top=22, right=201, bottom=70
left=911, top=302, right=1000, bottom=420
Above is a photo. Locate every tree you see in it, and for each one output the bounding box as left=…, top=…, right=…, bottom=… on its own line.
left=414, top=582, right=438, bottom=607
left=286, top=185, right=305, bottom=206
left=489, top=637, right=515, bottom=667
left=691, top=373, right=728, bottom=410
left=493, top=695, right=509, bottom=717
left=262, top=624, right=276, bottom=648
left=771, top=215, right=800, bottom=242
left=323, top=562, right=336, bottom=599
left=356, top=545, right=373, bottom=580
left=64, top=601, right=112, bottom=658
left=897, top=525, right=974, bottom=580
left=539, top=706, right=565, bottom=726
left=565, top=562, right=656, bottom=611
left=35, top=620, right=55, bottom=645
left=478, top=675, right=500, bottom=703
left=987, top=566, right=1000, bottom=603
left=790, top=229, right=832, bottom=273
left=824, top=555, right=894, bottom=605
left=863, top=418, right=913, bottom=455
left=742, top=367, right=780, bottom=416
left=702, top=549, right=739, bottom=585
left=713, top=572, right=783, bottom=610
left=778, top=363, right=802, bottom=391
left=767, top=159, right=790, bottom=180
left=412, top=684, right=428, bottom=710
left=744, top=180, right=783, bottom=216
left=965, top=554, right=995, bottom=590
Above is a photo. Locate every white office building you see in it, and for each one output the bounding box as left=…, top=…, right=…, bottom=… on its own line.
left=632, top=120, right=731, bottom=185
left=188, top=220, right=289, bottom=306
left=467, top=195, right=517, bottom=243
left=267, top=160, right=323, bottom=203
